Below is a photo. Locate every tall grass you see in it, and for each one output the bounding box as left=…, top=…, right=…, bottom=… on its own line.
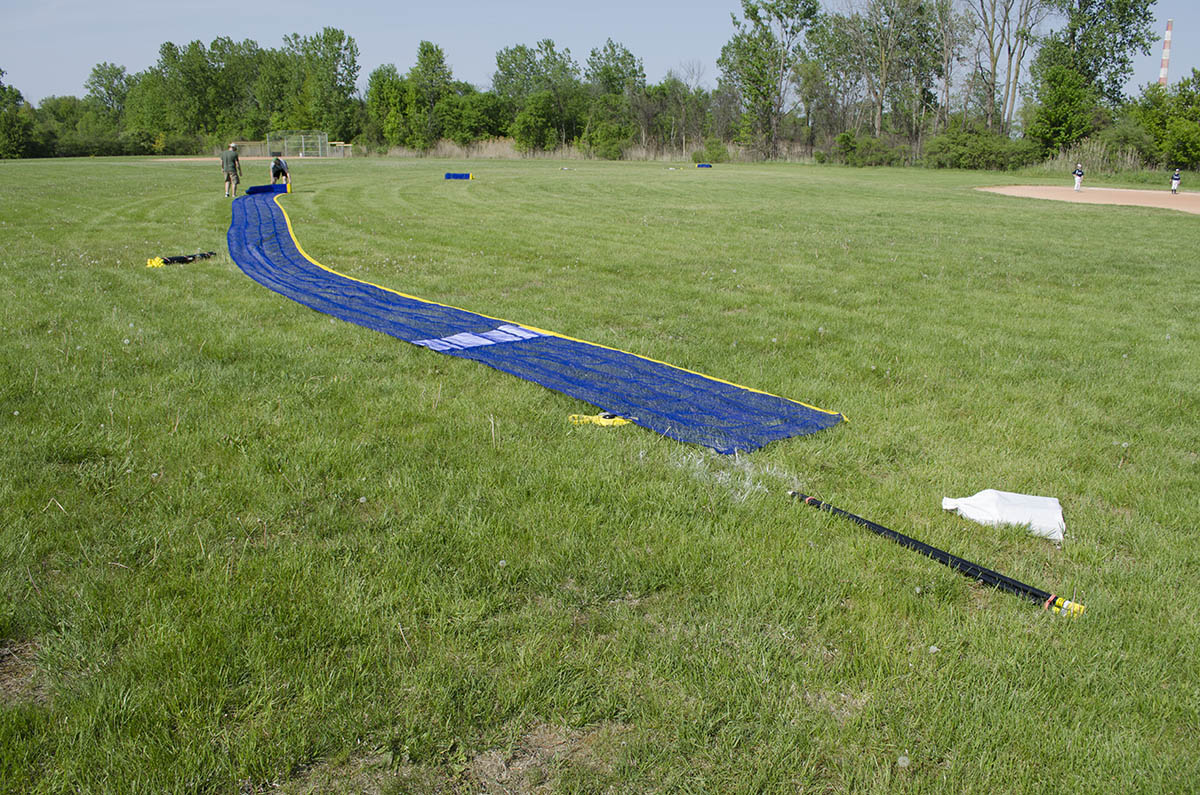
left=372, top=137, right=815, bottom=164
left=1026, top=137, right=1152, bottom=179
left=386, top=138, right=588, bottom=160
left=0, top=157, right=1197, bottom=793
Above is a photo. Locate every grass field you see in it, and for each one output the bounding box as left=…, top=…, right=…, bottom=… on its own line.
left=1, top=156, right=1197, bottom=793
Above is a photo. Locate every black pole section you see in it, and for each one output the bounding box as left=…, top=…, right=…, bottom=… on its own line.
left=788, top=491, right=1085, bottom=616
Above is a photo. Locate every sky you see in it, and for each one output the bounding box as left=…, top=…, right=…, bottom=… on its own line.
left=2, top=0, right=1197, bottom=106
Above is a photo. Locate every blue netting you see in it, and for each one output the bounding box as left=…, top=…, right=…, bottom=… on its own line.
left=227, top=186, right=844, bottom=453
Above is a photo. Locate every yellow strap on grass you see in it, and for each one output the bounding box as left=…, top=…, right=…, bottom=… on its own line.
left=569, top=413, right=631, bottom=427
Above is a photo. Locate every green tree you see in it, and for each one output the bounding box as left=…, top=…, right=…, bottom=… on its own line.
left=403, top=41, right=454, bottom=150
left=1026, top=55, right=1101, bottom=154
left=1099, top=114, right=1158, bottom=163
left=31, top=95, right=84, bottom=155
left=969, top=0, right=1054, bottom=132
left=71, top=104, right=122, bottom=155
left=155, top=41, right=213, bottom=136
left=492, top=43, right=540, bottom=114
left=1125, top=81, right=1170, bottom=152
left=718, top=0, right=820, bottom=157
left=122, top=69, right=174, bottom=148
left=1047, top=0, right=1157, bottom=104
left=365, top=64, right=407, bottom=148
left=633, top=71, right=710, bottom=153
left=797, top=14, right=870, bottom=147
left=585, top=39, right=645, bottom=96
left=1126, top=69, right=1200, bottom=166
left=631, top=79, right=670, bottom=150
left=280, top=28, right=360, bottom=140
left=841, top=0, right=936, bottom=139
left=84, top=62, right=131, bottom=121
left=510, top=90, right=559, bottom=152
left=126, top=38, right=273, bottom=145
left=582, top=40, right=643, bottom=158
left=252, top=47, right=299, bottom=137
left=0, top=70, right=34, bottom=158
left=438, top=88, right=506, bottom=147
left=581, top=93, right=635, bottom=158
left=206, top=37, right=268, bottom=140
left=885, top=0, right=940, bottom=147
left=1161, top=116, right=1200, bottom=169
left=492, top=40, right=583, bottom=149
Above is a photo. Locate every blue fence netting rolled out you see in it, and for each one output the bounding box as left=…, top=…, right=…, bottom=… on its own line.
left=227, top=185, right=844, bottom=453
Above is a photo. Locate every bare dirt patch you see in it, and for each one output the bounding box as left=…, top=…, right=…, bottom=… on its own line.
left=978, top=184, right=1200, bottom=215
left=273, top=721, right=632, bottom=794
left=468, top=721, right=631, bottom=792
left=800, top=689, right=869, bottom=726
left=0, top=639, right=46, bottom=706
left=269, top=751, right=456, bottom=795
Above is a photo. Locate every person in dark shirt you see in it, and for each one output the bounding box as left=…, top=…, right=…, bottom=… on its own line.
left=270, top=153, right=290, bottom=187
left=1171, top=168, right=1181, bottom=194
left=1072, top=164, right=1084, bottom=192
left=221, top=143, right=242, bottom=197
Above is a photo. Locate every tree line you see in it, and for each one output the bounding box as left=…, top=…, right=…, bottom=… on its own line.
left=2, top=0, right=1198, bottom=170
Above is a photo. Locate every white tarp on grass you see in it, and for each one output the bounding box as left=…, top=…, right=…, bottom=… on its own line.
left=942, top=489, right=1065, bottom=543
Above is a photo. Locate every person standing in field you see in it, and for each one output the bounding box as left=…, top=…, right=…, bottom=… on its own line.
left=221, top=143, right=242, bottom=197
left=1072, top=163, right=1084, bottom=192
left=270, top=153, right=290, bottom=187
left=1171, top=168, right=1181, bottom=194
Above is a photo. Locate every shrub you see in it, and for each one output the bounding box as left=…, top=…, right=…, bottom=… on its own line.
left=832, top=131, right=857, bottom=163
left=119, top=129, right=156, bottom=156
left=690, top=137, right=729, bottom=164
left=851, top=136, right=905, bottom=166
left=923, top=129, right=1041, bottom=170
left=1099, top=118, right=1158, bottom=165
left=157, top=133, right=203, bottom=156
left=510, top=92, right=558, bottom=154
left=1161, top=117, right=1200, bottom=169
left=832, top=132, right=906, bottom=167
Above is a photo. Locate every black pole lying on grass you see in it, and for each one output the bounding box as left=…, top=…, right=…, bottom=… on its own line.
left=788, top=491, right=1085, bottom=617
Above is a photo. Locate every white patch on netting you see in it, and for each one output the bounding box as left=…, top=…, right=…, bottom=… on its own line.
left=413, top=325, right=545, bottom=351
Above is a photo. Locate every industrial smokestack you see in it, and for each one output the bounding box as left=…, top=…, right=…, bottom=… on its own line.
left=1159, top=19, right=1174, bottom=86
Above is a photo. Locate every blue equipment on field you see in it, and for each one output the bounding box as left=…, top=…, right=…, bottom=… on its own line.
left=226, top=187, right=844, bottom=454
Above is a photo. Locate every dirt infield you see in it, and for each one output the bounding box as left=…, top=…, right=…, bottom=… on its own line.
left=978, top=184, right=1200, bottom=215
